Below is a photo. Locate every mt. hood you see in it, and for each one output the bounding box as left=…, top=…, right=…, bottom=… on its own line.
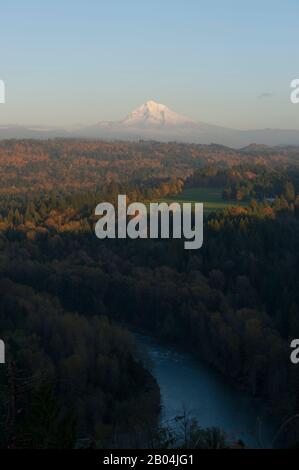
left=121, top=100, right=193, bottom=127
left=1, top=100, right=299, bottom=148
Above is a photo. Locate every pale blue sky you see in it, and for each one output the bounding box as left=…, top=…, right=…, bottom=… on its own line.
left=1, top=0, right=299, bottom=129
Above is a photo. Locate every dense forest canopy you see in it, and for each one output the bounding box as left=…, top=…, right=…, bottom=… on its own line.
left=1, top=139, right=299, bottom=448
left=0, top=139, right=299, bottom=195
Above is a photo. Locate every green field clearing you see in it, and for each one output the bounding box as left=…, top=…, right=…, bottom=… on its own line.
left=157, top=187, right=248, bottom=214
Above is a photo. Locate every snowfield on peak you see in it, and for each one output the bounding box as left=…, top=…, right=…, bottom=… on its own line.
left=121, top=100, right=194, bottom=127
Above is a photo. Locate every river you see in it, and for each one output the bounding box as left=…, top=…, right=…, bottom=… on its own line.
left=136, top=334, right=275, bottom=449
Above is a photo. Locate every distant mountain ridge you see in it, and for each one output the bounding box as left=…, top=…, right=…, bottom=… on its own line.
left=1, top=100, right=299, bottom=148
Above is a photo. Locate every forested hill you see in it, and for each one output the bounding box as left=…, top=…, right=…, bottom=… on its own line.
left=0, top=139, right=299, bottom=196
left=1, top=140, right=299, bottom=448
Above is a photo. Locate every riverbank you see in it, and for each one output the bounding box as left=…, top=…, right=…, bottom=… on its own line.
left=135, top=333, right=276, bottom=449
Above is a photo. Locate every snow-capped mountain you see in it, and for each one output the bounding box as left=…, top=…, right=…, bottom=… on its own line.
left=121, top=100, right=193, bottom=127
left=1, top=100, right=299, bottom=148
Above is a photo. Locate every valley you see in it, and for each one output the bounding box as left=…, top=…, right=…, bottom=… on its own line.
left=0, top=139, right=299, bottom=448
